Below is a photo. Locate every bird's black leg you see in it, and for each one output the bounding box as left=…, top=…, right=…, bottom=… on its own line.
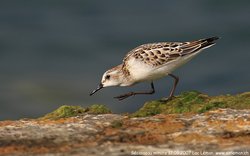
left=114, top=82, right=155, bottom=101
left=164, top=73, right=179, bottom=101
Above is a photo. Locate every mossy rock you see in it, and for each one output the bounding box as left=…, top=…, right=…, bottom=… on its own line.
left=87, top=104, right=112, bottom=114
left=111, top=120, right=123, bottom=128
left=41, top=104, right=111, bottom=120
left=132, top=91, right=250, bottom=117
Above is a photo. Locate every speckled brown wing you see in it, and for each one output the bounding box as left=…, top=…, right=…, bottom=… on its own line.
left=123, top=37, right=218, bottom=67
left=123, top=42, right=182, bottom=66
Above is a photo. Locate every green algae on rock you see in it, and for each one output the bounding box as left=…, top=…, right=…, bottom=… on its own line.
left=41, top=104, right=112, bottom=120
left=132, top=91, right=250, bottom=117
left=87, top=104, right=112, bottom=114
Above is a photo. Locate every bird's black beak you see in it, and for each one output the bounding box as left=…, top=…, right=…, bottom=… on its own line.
left=90, top=83, right=103, bottom=96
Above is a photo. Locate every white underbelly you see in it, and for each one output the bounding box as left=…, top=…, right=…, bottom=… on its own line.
left=128, top=52, right=199, bottom=82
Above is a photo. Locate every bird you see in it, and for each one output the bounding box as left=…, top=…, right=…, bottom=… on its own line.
left=90, top=37, right=219, bottom=101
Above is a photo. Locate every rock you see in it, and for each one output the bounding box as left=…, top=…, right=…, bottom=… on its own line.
left=0, top=92, right=250, bottom=155
left=41, top=104, right=112, bottom=120
left=132, top=91, right=250, bottom=117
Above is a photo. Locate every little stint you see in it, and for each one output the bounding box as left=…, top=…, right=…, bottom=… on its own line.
left=90, top=37, right=219, bottom=100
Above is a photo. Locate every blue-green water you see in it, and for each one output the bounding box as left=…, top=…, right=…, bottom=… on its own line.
left=0, top=1, right=250, bottom=120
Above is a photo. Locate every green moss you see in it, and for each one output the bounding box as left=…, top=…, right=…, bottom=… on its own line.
left=41, top=105, right=86, bottom=120
left=40, top=91, right=250, bottom=119
left=132, top=91, right=250, bottom=117
left=40, top=104, right=111, bottom=120
left=198, top=102, right=226, bottom=113
left=88, top=104, right=112, bottom=114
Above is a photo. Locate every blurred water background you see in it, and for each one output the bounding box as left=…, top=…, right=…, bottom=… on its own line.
left=0, top=0, right=250, bottom=120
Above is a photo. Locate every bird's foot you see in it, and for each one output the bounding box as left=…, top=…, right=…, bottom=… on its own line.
left=160, top=96, right=175, bottom=103
left=114, top=92, right=135, bottom=101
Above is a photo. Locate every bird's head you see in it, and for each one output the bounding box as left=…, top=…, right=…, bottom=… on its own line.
left=90, top=65, right=124, bottom=96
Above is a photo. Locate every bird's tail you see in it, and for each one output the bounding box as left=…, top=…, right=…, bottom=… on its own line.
left=197, top=36, right=220, bottom=50
left=180, top=36, right=220, bottom=56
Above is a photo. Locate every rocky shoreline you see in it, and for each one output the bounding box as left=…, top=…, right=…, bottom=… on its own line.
left=0, top=91, right=250, bottom=155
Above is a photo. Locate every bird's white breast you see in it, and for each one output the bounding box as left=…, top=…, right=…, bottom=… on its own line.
left=127, top=51, right=200, bottom=82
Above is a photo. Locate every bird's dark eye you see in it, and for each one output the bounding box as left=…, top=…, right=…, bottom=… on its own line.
left=105, top=75, right=110, bottom=80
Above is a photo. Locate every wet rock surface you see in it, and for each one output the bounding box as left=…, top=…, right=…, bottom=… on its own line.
left=0, top=109, right=250, bottom=155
